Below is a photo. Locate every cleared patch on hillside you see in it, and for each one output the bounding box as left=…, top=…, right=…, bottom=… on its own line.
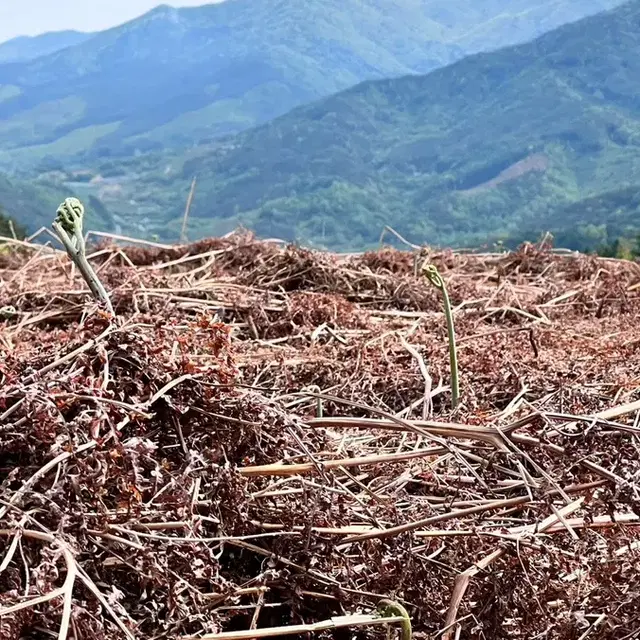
left=459, top=152, right=550, bottom=194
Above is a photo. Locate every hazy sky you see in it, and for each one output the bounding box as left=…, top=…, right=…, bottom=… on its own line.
left=0, top=1, right=225, bottom=43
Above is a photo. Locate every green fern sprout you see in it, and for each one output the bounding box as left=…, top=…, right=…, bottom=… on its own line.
left=421, top=261, right=459, bottom=409
left=376, top=599, right=412, bottom=640
left=52, top=197, right=114, bottom=316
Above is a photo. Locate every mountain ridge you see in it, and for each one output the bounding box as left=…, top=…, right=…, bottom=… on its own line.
left=0, top=0, right=626, bottom=172
left=0, top=30, right=92, bottom=64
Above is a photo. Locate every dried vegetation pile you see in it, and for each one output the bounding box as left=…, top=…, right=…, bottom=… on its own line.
left=2, top=231, right=640, bottom=639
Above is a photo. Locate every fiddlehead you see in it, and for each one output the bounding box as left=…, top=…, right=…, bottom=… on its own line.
left=55, top=197, right=84, bottom=236
left=52, top=198, right=114, bottom=316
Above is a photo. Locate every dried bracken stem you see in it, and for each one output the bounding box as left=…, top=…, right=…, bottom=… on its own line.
left=179, top=614, right=406, bottom=640
left=0, top=530, right=76, bottom=640
left=1, top=231, right=640, bottom=639
left=239, top=445, right=448, bottom=477
left=442, top=499, right=585, bottom=640
left=343, top=496, right=530, bottom=544
left=180, top=177, right=197, bottom=244
left=306, top=416, right=511, bottom=449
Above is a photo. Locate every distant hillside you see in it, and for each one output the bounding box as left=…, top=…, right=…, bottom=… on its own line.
left=0, top=173, right=114, bottom=235
left=507, top=186, right=640, bottom=252
left=0, top=0, right=625, bottom=170
left=143, top=0, right=640, bottom=250
left=0, top=31, right=91, bottom=64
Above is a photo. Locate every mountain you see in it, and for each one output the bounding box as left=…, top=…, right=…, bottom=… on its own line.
left=0, top=31, right=92, bottom=64
left=0, top=0, right=626, bottom=171
left=135, top=0, right=640, bottom=250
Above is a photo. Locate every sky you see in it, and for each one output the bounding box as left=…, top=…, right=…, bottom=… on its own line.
left=0, top=0, right=225, bottom=44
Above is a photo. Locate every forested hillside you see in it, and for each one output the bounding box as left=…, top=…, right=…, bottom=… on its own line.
left=0, top=0, right=624, bottom=166
left=156, top=0, right=640, bottom=250
left=0, top=173, right=113, bottom=235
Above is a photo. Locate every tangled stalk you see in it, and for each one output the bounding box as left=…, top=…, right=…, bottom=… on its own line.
left=181, top=605, right=408, bottom=640
left=421, top=262, right=459, bottom=408
left=52, top=198, right=115, bottom=316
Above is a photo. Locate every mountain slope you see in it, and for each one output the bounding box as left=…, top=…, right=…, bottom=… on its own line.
left=0, top=0, right=625, bottom=168
left=0, top=31, right=91, bottom=64
left=506, top=186, right=640, bottom=251
left=148, top=0, right=640, bottom=249
left=0, top=173, right=114, bottom=235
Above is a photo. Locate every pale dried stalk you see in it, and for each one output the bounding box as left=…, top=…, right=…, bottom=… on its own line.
left=239, top=446, right=447, bottom=477
left=306, top=416, right=509, bottom=449
left=343, top=496, right=530, bottom=544
left=179, top=613, right=405, bottom=640
left=180, top=176, right=197, bottom=243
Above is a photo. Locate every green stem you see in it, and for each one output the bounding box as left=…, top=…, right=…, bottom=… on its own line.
left=440, top=283, right=459, bottom=408
left=376, top=599, right=412, bottom=640
left=307, top=385, right=323, bottom=418
left=52, top=199, right=115, bottom=316
left=421, top=263, right=460, bottom=409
